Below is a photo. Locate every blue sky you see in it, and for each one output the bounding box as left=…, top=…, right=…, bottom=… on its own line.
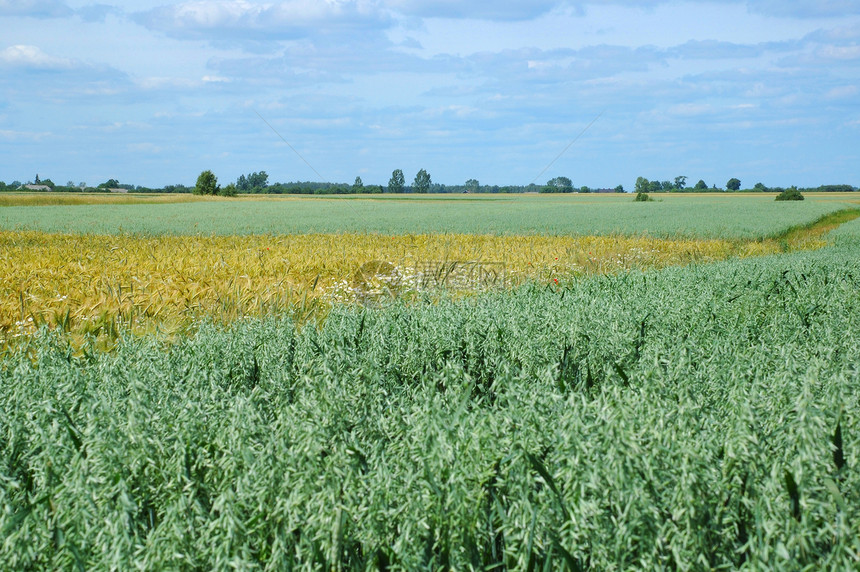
left=1, top=0, right=858, bottom=189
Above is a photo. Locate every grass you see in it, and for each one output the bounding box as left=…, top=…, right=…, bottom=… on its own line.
left=1, top=192, right=856, bottom=238
left=1, top=218, right=858, bottom=569
left=0, top=231, right=754, bottom=345
left=3, top=208, right=857, bottom=347
left=2, top=195, right=859, bottom=567
left=0, top=192, right=205, bottom=207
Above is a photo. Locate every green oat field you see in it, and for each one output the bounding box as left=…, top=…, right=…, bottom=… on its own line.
left=1, top=192, right=857, bottom=238
left=1, top=193, right=859, bottom=569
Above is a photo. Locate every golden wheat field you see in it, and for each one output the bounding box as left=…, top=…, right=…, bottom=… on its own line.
left=0, top=230, right=797, bottom=346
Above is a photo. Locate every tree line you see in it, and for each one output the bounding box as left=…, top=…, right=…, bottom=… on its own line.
left=1, top=171, right=857, bottom=195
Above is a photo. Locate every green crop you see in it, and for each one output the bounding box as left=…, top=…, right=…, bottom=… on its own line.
left=2, top=220, right=859, bottom=569
left=0, top=193, right=854, bottom=238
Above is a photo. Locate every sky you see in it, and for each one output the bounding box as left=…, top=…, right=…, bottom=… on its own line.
left=1, top=0, right=859, bottom=189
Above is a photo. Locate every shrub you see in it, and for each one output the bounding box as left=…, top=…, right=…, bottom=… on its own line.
left=775, top=187, right=804, bottom=201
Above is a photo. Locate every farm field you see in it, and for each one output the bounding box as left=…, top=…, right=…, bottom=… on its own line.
left=0, top=192, right=857, bottom=238
left=1, top=194, right=859, bottom=569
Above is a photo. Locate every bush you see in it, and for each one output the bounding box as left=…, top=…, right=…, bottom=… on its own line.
left=775, top=187, right=804, bottom=201
left=634, top=191, right=652, bottom=202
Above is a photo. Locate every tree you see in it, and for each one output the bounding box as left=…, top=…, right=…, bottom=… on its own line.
left=34, top=174, right=41, bottom=184
left=195, top=170, right=219, bottom=196
left=220, top=183, right=238, bottom=197
left=694, top=179, right=708, bottom=191
left=726, top=178, right=741, bottom=191
left=635, top=177, right=650, bottom=194
left=413, top=169, right=431, bottom=194
left=388, top=169, right=405, bottom=193
left=99, top=179, right=120, bottom=189
left=248, top=171, right=268, bottom=190
left=614, top=184, right=625, bottom=193
left=465, top=178, right=480, bottom=193
left=754, top=182, right=768, bottom=191
left=353, top=176, right=364, bottom=193
left=674, top=176, right=687, bottom=190
left=545, top=176, right=573, bottom=193
left=236, top=172, right=268, bottom=193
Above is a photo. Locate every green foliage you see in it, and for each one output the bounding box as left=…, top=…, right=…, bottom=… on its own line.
left=727, top=178, right=742, bottom=191
left=352, top=176, right=364, bottom=193
left=542, top=177, right=573, bottom=193
left=634, top=191, right=652, bottom=202
left=817, top=184, right=856, bottom=193
left=388, top=169, right=405, bottom=193
left=236, top=171, right=268, bottom=193
left=219, top=183, right=238, bottom=197
left=694, top=179, right=708, bottom=190
left=776, top=187, right=805, bottom=201
left=2, top=231, right=860, bottom=568
left=413, top=169, right=432, bottom=194
left=194, top=170, right=219, bottom=196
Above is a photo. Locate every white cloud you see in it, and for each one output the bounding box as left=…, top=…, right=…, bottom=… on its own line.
left=133, top=0, right=391, bottom=40
left=745, top=0, right=860, bottom=18
left=0, top=0, right=73, bottom=18
left=825, top=85, right=858, bottom=99
left=817, top=45, right=860, bottom=60
left=382, top=0, right=561, bottom=21
left=0, top=128, right=52, bottom=141
left=0, top=45, right=75, bottom=69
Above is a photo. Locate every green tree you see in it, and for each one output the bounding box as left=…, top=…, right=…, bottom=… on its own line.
left=635, top=177, right=650, bottom=194
left=465, top=178, right=480, bottom=193
left=549, top=176, right=573, bottom=192
left=388, top=169, right=405, bottom=193
left=614, top=184, right=625, bottom=193
left=726, top=178, right=741, bottom=191
left=195, top=170, right=219, bottom=196
left=775, top=186, right=804, bottom=201
left=98, top=178, right=120, bottom=189
left=674, top=176, right=687, bottom=190
left=220, top=183, right=238, bottom=197
left=353, top=176, right=364, bottom=193
left=754, top=182, right=768, bottom=191
left=413, top=169, right=431, bottom=193
left=694, top=179, right=708, bottom=191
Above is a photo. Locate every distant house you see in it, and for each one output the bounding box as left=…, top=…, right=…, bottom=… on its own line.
left=108, top=187, right=128, bottom=193
left=23, top=184, right=52, bottom=191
